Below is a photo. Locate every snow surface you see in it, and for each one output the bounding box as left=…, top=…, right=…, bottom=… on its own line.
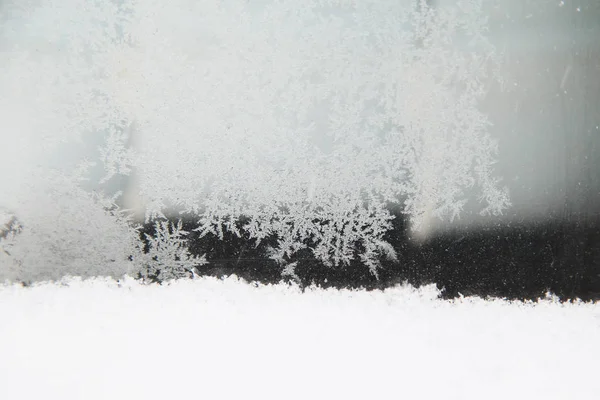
left=1, top=276, right=599, bottom=400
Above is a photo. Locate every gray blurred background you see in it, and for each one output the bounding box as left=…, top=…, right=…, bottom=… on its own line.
left=433, top=0, right=600, bottom=230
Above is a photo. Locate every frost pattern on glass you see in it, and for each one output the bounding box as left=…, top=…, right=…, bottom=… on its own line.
left=0, top=0, right=509, bottom=282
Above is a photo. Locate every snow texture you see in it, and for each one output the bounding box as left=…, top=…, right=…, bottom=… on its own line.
left=0, top=277, right=598, bottom=400
left=0, top=0, right=510, bottom=282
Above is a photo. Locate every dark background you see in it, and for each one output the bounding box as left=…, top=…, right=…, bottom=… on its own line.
left=138, top=210, right=600, bottom=302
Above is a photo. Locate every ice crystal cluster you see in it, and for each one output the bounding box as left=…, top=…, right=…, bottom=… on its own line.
left=0, top=0, right=509, bottom=282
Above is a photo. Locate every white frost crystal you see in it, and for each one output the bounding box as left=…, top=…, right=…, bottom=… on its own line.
left=0, top=0, right=509, bottom=281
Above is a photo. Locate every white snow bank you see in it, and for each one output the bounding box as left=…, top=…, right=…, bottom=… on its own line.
left=0, top=276, right=598, bottom=400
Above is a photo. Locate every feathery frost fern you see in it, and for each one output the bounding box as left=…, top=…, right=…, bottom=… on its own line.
left=0, top=0, right=509, bottom=282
